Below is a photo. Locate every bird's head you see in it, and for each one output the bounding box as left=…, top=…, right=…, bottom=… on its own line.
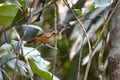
left=56, top=24, right=70, bottom=39
left=57, top=24, right=70, bottom=33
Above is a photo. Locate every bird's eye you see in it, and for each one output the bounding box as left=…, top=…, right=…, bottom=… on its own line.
left=62, top=25, right=65, bottom=28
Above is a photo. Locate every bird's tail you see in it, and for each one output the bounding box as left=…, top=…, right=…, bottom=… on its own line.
left=27, top=38, right=35, bottom=44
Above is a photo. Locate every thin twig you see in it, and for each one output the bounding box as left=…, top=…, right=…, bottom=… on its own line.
left=98, top=40, right=105, bottom=70
left=45, top=53, right=69, bottom=60
left=98, top=40, right=106, bottom=80
left=77, top=39, right=83, bottom=80
left=12, top=54, right=19, bottom=80
left=25, top=44, right=44, bottom=56
left=3, top=31, right=9, bottom=43
left=32, top=1, right=57, bottom=16
left=12, top=27, right=21, bottom=40
left=52, top=3, right=58, bottom=80
left=83, top=51, right=93, bottom=80
left=12, top=27, right=23, bottom=80
left=45, top=44, right=57, bottom=50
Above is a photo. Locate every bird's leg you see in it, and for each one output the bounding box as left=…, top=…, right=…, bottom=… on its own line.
left=44, top=44, right=57, bottom=50
left=48, top=31, right=57, bottom=37
left=57, top=32, right=62, bottom=40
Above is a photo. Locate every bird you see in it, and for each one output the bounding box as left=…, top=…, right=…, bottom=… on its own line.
left=27, top=24, right=70, bottom=44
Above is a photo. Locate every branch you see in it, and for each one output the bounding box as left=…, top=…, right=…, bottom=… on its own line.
left=93, top=0, right=120, bottom=49
left=32, top=1, right=54, bottom=16
left=0, top=0, right=58, bottom=34
left=0, top=17, right=27, bottom=34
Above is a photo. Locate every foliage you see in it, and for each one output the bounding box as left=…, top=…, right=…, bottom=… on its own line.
left=0, top=40, right=59, bottom=80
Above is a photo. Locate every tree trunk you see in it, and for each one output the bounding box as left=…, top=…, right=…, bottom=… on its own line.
left=108, top=2, right=120, bottom=80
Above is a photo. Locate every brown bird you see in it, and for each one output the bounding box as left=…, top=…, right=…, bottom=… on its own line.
left=27, top=24, right=69, bottom=44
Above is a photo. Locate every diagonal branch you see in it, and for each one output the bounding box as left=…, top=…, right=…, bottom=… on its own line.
left=63, top=0, right=93, bottom=80
left=0, top=0, right=58, bottom=34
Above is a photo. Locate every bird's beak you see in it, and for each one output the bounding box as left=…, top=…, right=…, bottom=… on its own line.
left=64, top=24, right=71, bottom=30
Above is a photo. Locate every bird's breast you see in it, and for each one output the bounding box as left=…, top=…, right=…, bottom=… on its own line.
left=34, top=34, right=56, bottom=44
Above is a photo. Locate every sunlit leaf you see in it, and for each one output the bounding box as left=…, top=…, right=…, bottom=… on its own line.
left=74, top=9, right=82, bottom=15
left=22, top=46, right=41, bottom=57
left=1, top=54, right=33, bottom=77
left=23, top=46, right=50, bottom=71
left=0, top=49, right=33, bottom=77
left=95, top=0, right=113, bottom=7
left=10, top=40, right=26, bottom=48
left=0, top=53, right=14, bottom=66
left=23, top=24, right=43, bottom=31
left=0, top=71, right=3, bottom=80
left=0, top=43, right=12, bottom=51
left=82, top=2, right=95, bottom=15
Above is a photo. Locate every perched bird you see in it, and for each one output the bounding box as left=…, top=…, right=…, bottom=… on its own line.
left=27, top=24, right=70, bottom=44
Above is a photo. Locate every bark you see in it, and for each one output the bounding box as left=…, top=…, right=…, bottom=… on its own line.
left=108, top=2, right=120, bottom=80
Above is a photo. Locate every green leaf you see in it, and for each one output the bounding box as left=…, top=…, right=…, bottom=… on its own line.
left=28, top=58, right=60, bottom=80
left=81, top=2, right=95, bottom=15
left=88, top=2, right=95, bottom=12
left=12, top=10, right=23, bottom=24
left=0, top=5, right=21, bottom=26
left=28, top=58, right=51, bottom=80
left=74, top=9, right=82, bottom=15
